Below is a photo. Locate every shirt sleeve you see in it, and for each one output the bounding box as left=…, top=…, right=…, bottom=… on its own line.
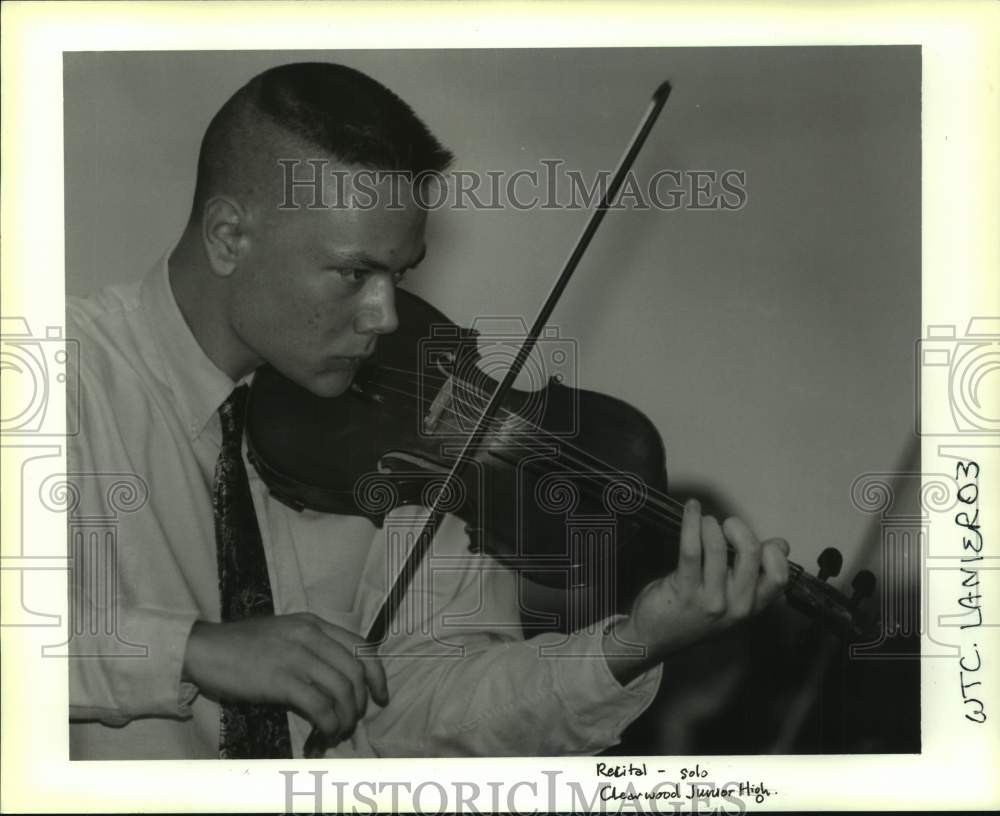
left=354, top=509, right=662, bottom=757
left=66, top=354, right=203, bottom=725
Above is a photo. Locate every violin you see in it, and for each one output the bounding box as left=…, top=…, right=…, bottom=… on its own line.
left=246, top=288, right=878, bottom=641
left=243, top=80, right=879, bottom=756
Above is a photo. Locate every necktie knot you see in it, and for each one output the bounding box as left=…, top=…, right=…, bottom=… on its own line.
left=218, top=384, right=249, bottom=449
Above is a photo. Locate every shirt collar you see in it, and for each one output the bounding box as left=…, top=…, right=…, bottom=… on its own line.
left=141, top=254, right=239, bottom=441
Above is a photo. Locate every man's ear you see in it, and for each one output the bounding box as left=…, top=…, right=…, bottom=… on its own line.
left=201, top=196, right=251, bottom=278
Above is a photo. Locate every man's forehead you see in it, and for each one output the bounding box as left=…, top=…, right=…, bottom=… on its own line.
left=309, top=190, right=428, bottom=268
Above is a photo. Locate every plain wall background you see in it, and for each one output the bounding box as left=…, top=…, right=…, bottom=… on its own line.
left=63, top=47, right=920, bottom=580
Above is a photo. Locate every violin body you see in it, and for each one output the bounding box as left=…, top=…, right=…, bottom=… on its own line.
left=247, top=288, right=670, bottom=622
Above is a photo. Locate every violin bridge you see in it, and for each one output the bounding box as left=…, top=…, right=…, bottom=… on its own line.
left=423, top=375, right=454, bottom=434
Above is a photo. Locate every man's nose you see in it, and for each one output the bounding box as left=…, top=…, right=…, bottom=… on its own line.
left=354, top=274, right=400, bottom=336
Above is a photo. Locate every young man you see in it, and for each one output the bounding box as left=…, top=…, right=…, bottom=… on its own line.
left=67, top=62, right=789, bottom=759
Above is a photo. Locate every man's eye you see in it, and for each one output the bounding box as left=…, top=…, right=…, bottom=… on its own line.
left=330, top=267, right=408, bottom=285
left=334, top=268, right=366, bottom=283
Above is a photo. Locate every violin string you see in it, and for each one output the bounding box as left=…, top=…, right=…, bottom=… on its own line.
left=367, top=369, right=688, bottom=522
left=360, top=372, right=817, bottom=590
left=361, top=371, right=690, bottom=527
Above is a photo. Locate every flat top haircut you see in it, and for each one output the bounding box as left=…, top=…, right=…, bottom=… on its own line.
left=191, top=61, right=454, bottom=217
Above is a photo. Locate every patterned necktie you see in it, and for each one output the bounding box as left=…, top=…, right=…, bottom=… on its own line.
left=214, top=384, right=292, bottom=759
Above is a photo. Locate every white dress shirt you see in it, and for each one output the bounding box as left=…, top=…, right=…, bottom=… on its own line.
left=66, top=257, right=661, bottom=759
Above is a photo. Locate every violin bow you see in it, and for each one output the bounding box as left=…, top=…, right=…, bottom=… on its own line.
left=304, top=80, right=672, bottom=757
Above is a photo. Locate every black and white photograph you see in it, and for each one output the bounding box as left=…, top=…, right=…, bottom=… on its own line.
left=2, top=2, right=998, bottom=813
left=60, top=46, right=921, bottom=763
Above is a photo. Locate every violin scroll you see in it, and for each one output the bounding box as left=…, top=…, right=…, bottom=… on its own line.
left=784, top=551, right=879, bottom=641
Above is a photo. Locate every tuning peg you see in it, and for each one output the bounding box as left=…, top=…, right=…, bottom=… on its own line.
left=816, top=547, right=843, bottom=582
left=849, top=569, right=877, bottom=608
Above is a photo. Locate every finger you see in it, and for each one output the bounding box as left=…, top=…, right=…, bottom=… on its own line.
left=723, top=516, right=761, bottom=615
left=753, top=539, right=790, bottom=613
left=287, top=677, right=341, bottom=739
left=676, top=499, right=702, bottom=588
left=357, top=653, right=389, bottom=709
left=301, top=659, right=360, bottom=736
left=300, top=626, right=369, bottom=717
left=701, top=515, right=727, bottom=611
left=312, top=619, right=389, bottom=709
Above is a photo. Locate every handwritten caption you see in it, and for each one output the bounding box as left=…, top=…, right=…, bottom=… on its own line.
left=955, top=459, right=986, bottom=725
left=596, top=762, right=775, bottom=808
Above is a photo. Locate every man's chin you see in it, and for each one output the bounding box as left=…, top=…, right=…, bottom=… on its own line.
left=255, top=361, right=357, bottom=399
left=304, top=370, right=355, bottom=398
